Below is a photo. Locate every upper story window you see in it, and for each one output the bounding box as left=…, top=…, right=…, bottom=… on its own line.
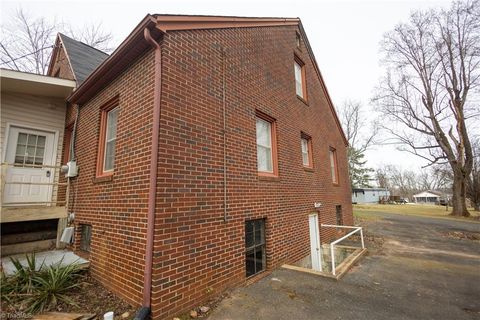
left=301, top=134, right=313, bottom=168
left=97, top=98, right=119, bottom=177
left=329, top=147, right=338, bottom=184
left=256, top=112, right=278, bottom=177
left=294, top=56, right=307, bottom=100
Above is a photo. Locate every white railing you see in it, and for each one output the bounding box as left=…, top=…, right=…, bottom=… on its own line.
left=321, top=224, right=364, bottom=276
left=1, top=162, right=68, bottom=207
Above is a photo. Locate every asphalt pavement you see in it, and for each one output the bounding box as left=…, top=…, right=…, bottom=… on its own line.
left=208, top=212, right=480, bottom=320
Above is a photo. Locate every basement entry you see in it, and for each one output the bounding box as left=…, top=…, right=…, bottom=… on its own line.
left=283, top=224, right=367, bottom=280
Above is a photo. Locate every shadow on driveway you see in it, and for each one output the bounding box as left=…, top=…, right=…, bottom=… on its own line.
left=208, top=213, right=480, bottom=320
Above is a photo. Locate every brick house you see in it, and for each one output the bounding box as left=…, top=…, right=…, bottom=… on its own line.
left=49, top=14, right=352, bottom=319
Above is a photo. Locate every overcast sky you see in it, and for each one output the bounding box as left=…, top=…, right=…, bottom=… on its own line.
left=2, top=0, right=456, bottom=172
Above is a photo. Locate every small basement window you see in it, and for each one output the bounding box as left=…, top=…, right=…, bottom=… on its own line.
left=336, top=205, right=343, bottom=226
left=245, top=219, right=266, bottom=277
left=80, top=224, right=92, bottom=252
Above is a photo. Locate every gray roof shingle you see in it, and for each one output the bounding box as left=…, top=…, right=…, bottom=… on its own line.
left=59, top=33, right=109, bottom=84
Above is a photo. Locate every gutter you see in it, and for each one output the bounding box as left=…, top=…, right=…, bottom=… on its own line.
left=134, top=27, right=163, bottom=319
left=67, top=15, right=157, bottom=105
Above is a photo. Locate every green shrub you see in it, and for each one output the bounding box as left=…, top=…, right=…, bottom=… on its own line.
left=1, top=253, right=84, bottom=313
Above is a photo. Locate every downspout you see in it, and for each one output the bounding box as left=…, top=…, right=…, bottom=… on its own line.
left=135, top=27, right=163, bottom=319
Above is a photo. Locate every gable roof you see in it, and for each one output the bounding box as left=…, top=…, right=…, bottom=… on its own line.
left=48, top=33, right=109, bottom=85
left=413, top=191, right=442, bottom=198
left=67, top=14, right=348, bottom=145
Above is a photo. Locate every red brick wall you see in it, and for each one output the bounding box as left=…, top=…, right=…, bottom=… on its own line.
left=68, top=25, right=352, bottom=319
left=66, top=50, right=155, bottom=307
left=150, top=25, right=352, bottom=318
left=50, top=44, right=75, bottom=81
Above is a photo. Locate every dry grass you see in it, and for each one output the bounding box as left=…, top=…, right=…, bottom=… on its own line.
left=353, top=203, right=480, bottom=222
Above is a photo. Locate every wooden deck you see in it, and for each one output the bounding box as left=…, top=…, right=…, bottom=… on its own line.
left=1, top=206, right=67, bottom=223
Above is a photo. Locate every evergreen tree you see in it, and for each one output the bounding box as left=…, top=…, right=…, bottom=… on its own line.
left=348, top=147, right=374, bottom=188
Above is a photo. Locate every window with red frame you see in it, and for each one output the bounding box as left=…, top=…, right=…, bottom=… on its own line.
left=329, top=147, right=339, bottom=184
left=97, top=99, right=119, bottom=177
left=256, top=112, right=278, bottom=177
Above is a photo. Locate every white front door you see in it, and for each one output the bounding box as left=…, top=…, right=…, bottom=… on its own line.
left=3, top=126, right=56, bottom=205
left=309, top=213, right=323, bottom=272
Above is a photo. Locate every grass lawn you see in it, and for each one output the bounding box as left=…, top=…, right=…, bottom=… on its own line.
left=353, top=203, right=480, bottom=222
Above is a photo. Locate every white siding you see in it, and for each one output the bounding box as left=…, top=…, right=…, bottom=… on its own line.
left=1, top=92, right=66, bottom=203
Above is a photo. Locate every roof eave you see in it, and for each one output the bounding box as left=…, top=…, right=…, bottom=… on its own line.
left=67, top=14, right=349, bottom=147
left=1, top=68, right=76, bottom=98
left=67, top=14, right=159, bottom=105
left=155, top=15, right=299, bottom=32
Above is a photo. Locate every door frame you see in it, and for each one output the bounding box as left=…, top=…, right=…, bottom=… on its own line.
left=308, top=213, right=323, bottom=272
left=3, top=122, right=60, bottom=205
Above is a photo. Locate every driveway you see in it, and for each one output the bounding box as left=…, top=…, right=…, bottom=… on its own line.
left=208, top=213, right=480, bottom=320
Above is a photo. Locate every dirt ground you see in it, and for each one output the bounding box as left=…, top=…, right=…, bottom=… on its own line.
left=207, top=212, right=480, bottom=320
left=1, top=273, right=136, bottom=320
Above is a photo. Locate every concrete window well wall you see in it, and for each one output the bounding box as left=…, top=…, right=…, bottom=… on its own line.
left=282, top=225, right=367, bottom=280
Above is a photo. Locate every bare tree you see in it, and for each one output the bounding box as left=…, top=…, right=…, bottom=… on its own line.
left=0, top=9, right=57, bottom=74
left=0, top=8, right=113, bottom=75
left=382, top=165, right=419, bottom=200
left=338, top=100, right=377, bottom=188
left=63, top=23, right=113, bottom=53
left=418, top=165, right=453, bottom=191
left=373, top=0, right=480, bottom=217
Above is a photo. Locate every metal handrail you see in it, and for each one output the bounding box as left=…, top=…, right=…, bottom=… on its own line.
left=321, top=224, right=365, bottom=276
left=1, top=162, right=68, bottom=207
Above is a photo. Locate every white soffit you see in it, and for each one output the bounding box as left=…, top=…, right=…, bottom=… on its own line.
left=1, top=69, right=76, bottom=98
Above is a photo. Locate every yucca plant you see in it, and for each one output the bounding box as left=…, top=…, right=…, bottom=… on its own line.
left=25, top=261, right=83, bottom=313
left=1, top=253, right=84, bottom=313
left=8, top=252, right=44, bottom=294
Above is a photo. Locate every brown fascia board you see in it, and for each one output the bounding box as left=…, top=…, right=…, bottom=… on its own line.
left=67, top=14, right=159, bottom=105
left=154, top=14, right=300, bottom=32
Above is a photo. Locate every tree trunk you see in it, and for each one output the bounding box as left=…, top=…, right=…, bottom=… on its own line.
left=450, top=171, right=470, bottom=217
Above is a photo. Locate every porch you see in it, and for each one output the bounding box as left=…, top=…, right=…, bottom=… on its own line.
left=1, top=163, right=69, bottom=256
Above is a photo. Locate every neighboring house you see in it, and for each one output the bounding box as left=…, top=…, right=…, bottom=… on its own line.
left=0, top=68, right=76, bottom=255
left=0, top=34, right=108, bottom=256
left=46, top=14, right=352, bottom=319
left=413, top=190, right=450, bottom=204
left=352, top=188, right=390, bottom=204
